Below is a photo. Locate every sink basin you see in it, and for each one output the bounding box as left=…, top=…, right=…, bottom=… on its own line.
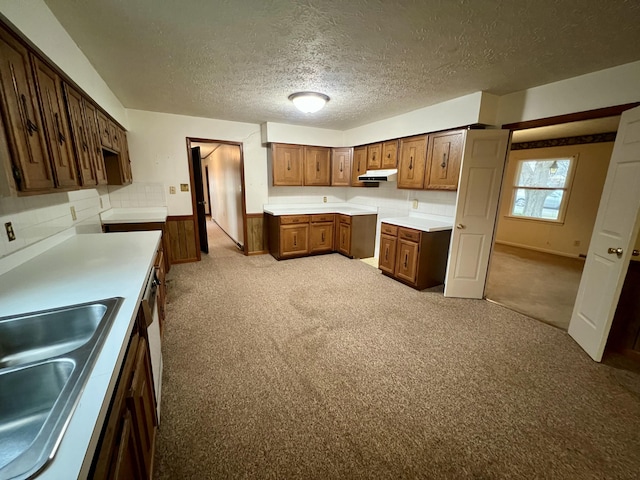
left=0, top=298, right=123, bottom=480
left=0, top=304, right=109, bottom=369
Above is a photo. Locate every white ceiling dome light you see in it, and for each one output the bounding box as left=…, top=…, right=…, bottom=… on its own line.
left=288, top=91, right=330, bottom=113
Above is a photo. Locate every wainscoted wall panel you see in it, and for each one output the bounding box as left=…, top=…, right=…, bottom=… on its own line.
left=246, top=213, right=267, bottom=255
left=167, top=215, right=199, bottom=264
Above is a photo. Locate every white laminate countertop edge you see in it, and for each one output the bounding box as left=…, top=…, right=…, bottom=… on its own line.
left=0, top=231, right=161, bottom=479
left=100, top=207, right=168, bottom=224
left=381, top=215, right=454, bottom=232
left=263, top=203, right=378, bottom=216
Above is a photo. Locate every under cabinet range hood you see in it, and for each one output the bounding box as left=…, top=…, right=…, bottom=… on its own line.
left=358, top=169, right=398, bottom=182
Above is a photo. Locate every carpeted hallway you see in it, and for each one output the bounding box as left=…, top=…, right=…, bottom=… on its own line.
left=154, top=221, right=640, bottom=479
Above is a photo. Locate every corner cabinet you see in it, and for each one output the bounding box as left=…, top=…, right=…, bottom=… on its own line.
left=378, top=222, right=451, bottom=289
left=266, top=212, right=376, bottom=260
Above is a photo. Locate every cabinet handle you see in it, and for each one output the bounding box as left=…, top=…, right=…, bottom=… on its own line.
left=293, top=234, right=297, bottom=247
left=404, top=253, right=408, bottom=268
left=357, top=160, right=361, bottom=171
left=409, top=156, right=413, bottom=170
left=441, top=151, right=448, bottom=169
left=316, top=160, right=320, bottom=172
left=54, top=113, right=65, bottom=144
left=79, top=125, right=88, bottom=151
left=385, top=246, right=389, bottom=261
left=339, top=161, right=343, bottom=172
left=387, top=153, right=391, bottom=158
left=321, top=231, right=325, bottom=242
left=287, top=159, right=291, bottom=171
left=20, top=94, right=39, bottom=136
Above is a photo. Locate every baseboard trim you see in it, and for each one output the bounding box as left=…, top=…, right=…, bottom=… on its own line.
left=248, top=250, right=268, bottom=256
left=494, top=241, right=585, bottom=260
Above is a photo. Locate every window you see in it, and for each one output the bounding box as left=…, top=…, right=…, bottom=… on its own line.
left=509, top=156, right=576, bottom=222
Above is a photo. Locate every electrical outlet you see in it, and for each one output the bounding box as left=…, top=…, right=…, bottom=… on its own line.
left=574, top=240, right=581, bottom=247
left=70, top=206, right=77, bottom=221
left=169, top=186, right=176, bottom=194
left=180, top=184, right=189, bottom=192
left=4, top=222, right=16, bottom=242
left=412, top=199, right=418, bottom=209
left=323, top=196, right=327, bottom=203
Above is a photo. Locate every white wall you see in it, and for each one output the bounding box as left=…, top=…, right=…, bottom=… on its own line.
left=497, top=61, right=640, bottom=126
left=206, top=144, right=244, bottom=245
left=126, top=110, right=268, bottom=216
left=262, top=122, right=344, bottom=147
left=0, top=0, right=127, bottom=126
left=495, top=142, right=614, bottom=257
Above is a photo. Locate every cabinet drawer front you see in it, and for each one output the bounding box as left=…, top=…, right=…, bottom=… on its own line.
left=398, top=227, right=420, bottom=242
left=311, top=214, right=334, bottom=223
left=280, top=215, right=310, bottom=224
left=338, top=214, right=351, bottom=225
left=381, top=223, right=398, bottom=236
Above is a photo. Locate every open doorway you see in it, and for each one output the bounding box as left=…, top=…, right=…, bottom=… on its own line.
left=486, top=116, right=620, bottom=330
left=186, top=138, right=248, bottom=256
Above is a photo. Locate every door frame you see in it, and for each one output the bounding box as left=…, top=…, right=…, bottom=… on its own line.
left=185, top=137, right=249, bottom=256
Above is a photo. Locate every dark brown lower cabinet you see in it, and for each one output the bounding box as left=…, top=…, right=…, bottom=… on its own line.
left=266, top=212, right=377, bottom=260
left=91, top=310, right=157, bottom=479
left=379, top=222, right=451, bottom=290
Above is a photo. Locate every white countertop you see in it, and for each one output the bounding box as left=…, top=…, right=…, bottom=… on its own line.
left=100, top=207, right=168, bottom=224
left=0, top=231, right=161, bottom=479
left=263, top=203, right=377, bottom=216
left=382, top=214, right=454, bottom=232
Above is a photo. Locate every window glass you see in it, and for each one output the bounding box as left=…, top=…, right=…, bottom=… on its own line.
left=510, top=158, right=573, bottom=222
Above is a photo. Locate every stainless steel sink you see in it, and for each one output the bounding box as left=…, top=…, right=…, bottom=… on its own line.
left=0, top=297, right=123, bottom=480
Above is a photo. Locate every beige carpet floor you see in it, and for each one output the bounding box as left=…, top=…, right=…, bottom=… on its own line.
left=154, top=222, right=640, bottom=479
left=485, top=244, right=585, bottom=330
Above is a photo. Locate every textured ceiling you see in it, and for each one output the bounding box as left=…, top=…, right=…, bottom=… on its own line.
left=43, top=0, right=640, bottom=130
left=511, top=116, right=621, bottom=143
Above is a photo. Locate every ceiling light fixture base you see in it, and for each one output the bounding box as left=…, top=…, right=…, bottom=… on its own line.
left=288, top=91, right=330, bottom=113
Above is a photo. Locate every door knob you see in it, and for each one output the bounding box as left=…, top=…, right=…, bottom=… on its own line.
left=633, top=249, right=639, bottom=257
left=607, top=247, right=623, bottom=256
left=456, top=224, right=465, bottom=229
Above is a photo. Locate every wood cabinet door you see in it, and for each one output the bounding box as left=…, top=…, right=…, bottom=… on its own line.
left=108, top=121, right=120, bottom=152
left=367, top=142, right=382, bottom=169
left=398, top=135, right=428, bottom=189
left=272, top=143, right=303, bottom=186
left=381, top=140, right=398, bottom=169
left=303, top=146, right=330, bottom=186
left=64, top=84, right=97, bottom=186
left=126, top=337, right=157, bottom=479
left=351, top=146, right=368, bottom=186
left=280, top=224, right=309, bottom=256
left=396, top=238, right=419, bottom=285
left=32, top=56, right=78, bottom=188
left=83, top=100, right=108, bottom=184
left=118, top=128, right=132, bottom=183
left=0, top=29, right=53, bottom=191
left=331, top=147, right=352, bottom=186
left=310, top=222, right=334, bottom=252
left=338, top=222, right=351, bottom=256
left=378, top=234, right=397, bottom=274
left=97, top=110, right=112, bottom=149
left=112, top=409, right=145, bottom=480
left=425, top=130, right=464, bottom=190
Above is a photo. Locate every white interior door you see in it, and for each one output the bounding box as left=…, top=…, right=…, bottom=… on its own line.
left=444, top=129, right=510, bottom=298
left=568, top=106, right=640, bottom=361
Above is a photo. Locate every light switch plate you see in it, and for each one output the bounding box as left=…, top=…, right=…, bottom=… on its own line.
left=180, top=184, right=189, bottom=192
left=412, top=199, right=418, bottom=209
left=70, top=206, right=77, bottom=221
left=5, top=222, right=15, bottom=241
left=169, top=186, right=176, bottom=194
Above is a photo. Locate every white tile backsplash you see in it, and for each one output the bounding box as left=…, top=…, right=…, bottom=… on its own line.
left=0, top=186, right=110, bottom=259
left=108, top=182, right=166, bottom=208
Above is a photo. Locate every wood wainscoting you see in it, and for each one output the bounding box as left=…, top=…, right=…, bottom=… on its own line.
left=167, top=215, right=199, bottom=264
left=246, top=213, right=268, bottom=255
